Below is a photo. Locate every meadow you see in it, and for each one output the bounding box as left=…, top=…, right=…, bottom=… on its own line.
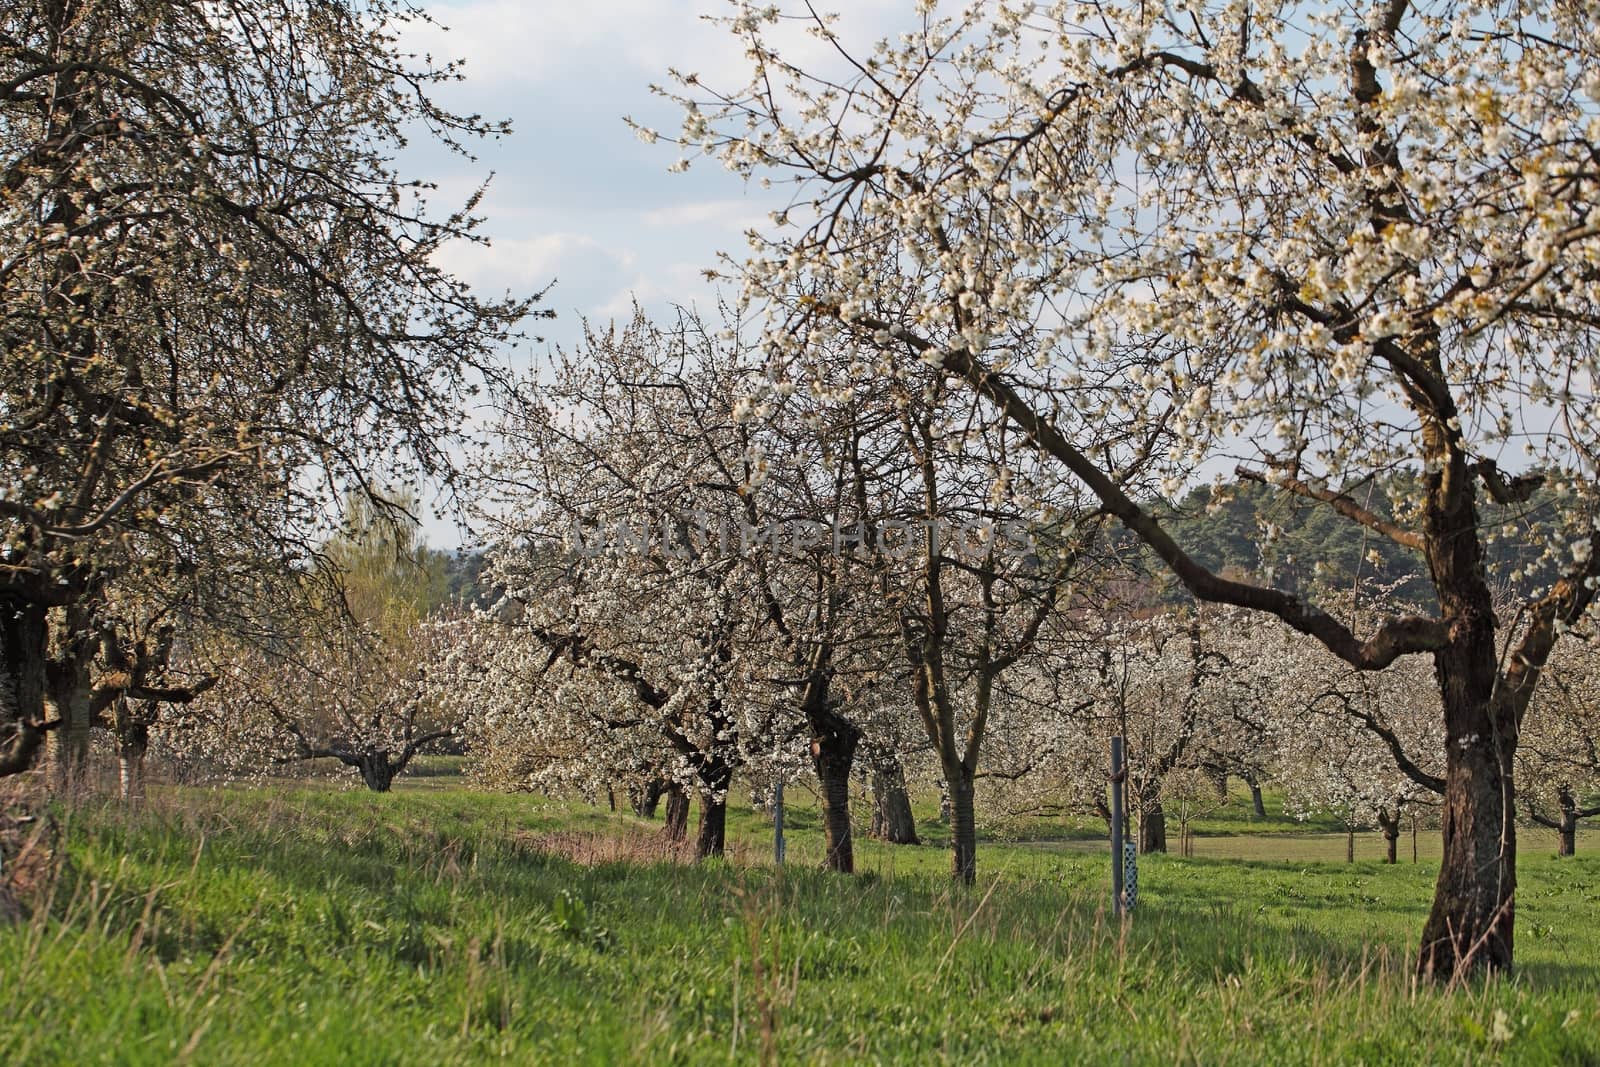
left=2, top=772, right=1597, bottom=1066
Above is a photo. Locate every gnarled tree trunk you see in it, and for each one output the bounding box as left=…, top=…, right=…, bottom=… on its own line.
left=355, top=751, right=396, bottom=792
left=119, top=723, right=149, bottom=803
left=45, top=622, right=95, bottom=791
left=1552, top=785, right=1580, bottom=857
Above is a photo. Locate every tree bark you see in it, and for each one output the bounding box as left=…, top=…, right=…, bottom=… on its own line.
left=1378, top=808, right=1400, bottom=864
left=1245, top=774, right=1266, bottom=818
left=45, top=671, right=91, bottom=790
left=1557, top=787, right=1577, bottom=857
left=694, top=790, right=727, bottom=860
left=1138, top=794, right=1167, bottom=854
left=1416, top=629, right=1516, bottom=978
left=356, top=752, right=395, bottom=792
left=812, top=728, right=857, bottom=873
left=662, top=783, right=690, bottom=843
left=0, top=597, right=50, bottom=778
left=869, top=759, right=920, bottom=845
left=119, top=723, right=148, bottom=804
left=632, top=777, right=666, bottom=819
left=44, top=627, right=94, bottom=791
left=948, top=768, right=977, bottom=884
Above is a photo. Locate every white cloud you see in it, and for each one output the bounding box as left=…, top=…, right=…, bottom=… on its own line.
left=435, top=231, right=633, bottom=301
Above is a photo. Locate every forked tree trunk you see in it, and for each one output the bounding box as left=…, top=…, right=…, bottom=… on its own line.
left=947, top=767, right=977, bottom=884
left=869, top=759, right=919, bottom=845
left=1377, top=808, right=1401, bottom=864
left=662, top=783, right=690, bottom=843
left=812, top=723, right=858, bottom=873
left=355, top=752, right=396, bottom=792
left=695, top=791, right=727, bottom=860
left=632, top=778, right=666, bottom=819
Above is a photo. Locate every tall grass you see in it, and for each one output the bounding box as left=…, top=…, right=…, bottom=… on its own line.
left=1, top=784, right=1596, bottom=1064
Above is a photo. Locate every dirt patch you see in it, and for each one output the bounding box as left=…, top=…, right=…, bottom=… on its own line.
left=516, top=828, right=750, bottom=868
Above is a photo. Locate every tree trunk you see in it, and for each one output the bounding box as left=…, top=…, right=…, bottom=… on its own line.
left=695, top=790, right=726, bottom=860
left=1378, top=809, right=1400, bottom=864
left=1245, top=774, right=1266, bottom=818
left=633, top=777, right=666, bottom=819
left=44, top=639, right=93, bottom=791
left=947, top=768, right=977, bottom=884
left=1411, top=440, right=1518, bottom=980
left=869, top=759, right=919, bottom=845
left=1138, top=794, right=1167, bottom=854
left=356, top=752, right=395, bottom=792
left=1416, top=654, right=1516, bottom=978
left=1346, top=825, right=1356, bottom=863
left=119, top=723, right=148, bottom=804
left=0, top=597, right=50, bottom=778
left=662, top=783, right=689, bottom=843
left=812, top=733, right=856, bottom=873
left=1557, top=787, right=1578, bottom=857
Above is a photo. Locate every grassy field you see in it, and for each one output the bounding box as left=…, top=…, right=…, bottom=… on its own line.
left=2, top=775, right=1598, bottom=1065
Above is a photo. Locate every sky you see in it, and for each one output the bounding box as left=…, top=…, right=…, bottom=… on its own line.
left=399, top=1, right=916, bottom=328
left=395, top=2, right=915, bottom=545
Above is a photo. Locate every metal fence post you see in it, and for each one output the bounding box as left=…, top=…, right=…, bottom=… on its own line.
left=773, top=778, right=785, bottom=866
left=1111, top=735, right=1125, bottom=916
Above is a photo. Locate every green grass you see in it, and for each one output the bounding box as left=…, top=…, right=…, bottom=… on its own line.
left=2, top=781, right=1598, bottom=1065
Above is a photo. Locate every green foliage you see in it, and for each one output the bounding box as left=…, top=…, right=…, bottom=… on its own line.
left=1157, top=476, right=1565, bottom=606
left=1, top=785, right=1595, bottom=1065
left=323, top=492, right=452, bottom=633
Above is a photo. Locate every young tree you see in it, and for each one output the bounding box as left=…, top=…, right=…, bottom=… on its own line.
left=168, top=500, right=465, bottom=792
left=0, top=0, right=532, bottom=776
left=668, top=0, right=1600, bottom=976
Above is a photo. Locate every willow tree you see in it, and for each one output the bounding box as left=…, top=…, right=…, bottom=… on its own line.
left=666, top=0, right=1600, bottom=976
left=0, top=0, right=532, bottom=775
